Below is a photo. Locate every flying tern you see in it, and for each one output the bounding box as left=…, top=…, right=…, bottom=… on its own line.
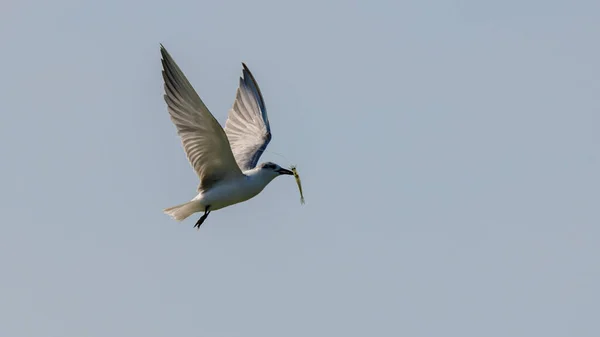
left=159, top=45, right=294, bottom=228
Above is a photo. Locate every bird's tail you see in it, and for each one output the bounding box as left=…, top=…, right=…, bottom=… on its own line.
left=164, top=200, right=200, bottom=221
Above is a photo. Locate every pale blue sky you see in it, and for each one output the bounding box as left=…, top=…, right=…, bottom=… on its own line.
left=1, top=0, right=599, bottom=336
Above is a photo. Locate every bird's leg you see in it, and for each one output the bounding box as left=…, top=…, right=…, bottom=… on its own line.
left=194, top=206, right=211, bottom=229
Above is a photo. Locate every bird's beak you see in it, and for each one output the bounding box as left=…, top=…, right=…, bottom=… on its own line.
left=277, top=168, right=294, bottom=175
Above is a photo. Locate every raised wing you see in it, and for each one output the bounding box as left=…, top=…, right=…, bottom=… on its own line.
left=160, top=45, right=243, bottom=191
left=224, top=63, right=272, bottom=171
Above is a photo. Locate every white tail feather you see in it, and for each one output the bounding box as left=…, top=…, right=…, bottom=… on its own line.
left=164, top=200, right=200, bottom=221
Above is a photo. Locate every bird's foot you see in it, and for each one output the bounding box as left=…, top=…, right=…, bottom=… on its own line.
left=194, top=206, right=211, bottom=230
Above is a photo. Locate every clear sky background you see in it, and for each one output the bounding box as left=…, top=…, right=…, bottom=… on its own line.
left=1, top=0, right=599, bottom=336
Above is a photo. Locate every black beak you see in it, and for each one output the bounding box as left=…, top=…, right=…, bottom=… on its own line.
left=277, top=168, right=294, bottom=175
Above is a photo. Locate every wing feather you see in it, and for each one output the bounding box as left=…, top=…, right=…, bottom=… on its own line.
left=160, top=45, right=243, bottom=191
left=224, top=63, right=272, bottom=170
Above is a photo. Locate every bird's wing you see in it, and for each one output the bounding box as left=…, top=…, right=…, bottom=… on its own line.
left=160, top=45, right=243, bottom=191
left=224, top=63, right=272, bottom=171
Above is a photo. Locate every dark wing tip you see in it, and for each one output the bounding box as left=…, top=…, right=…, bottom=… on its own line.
left=159, top=45, right=178, bottom=78
left=239, top=62, right=267, bottom=112
left=241, top=62, right=256, bottom=82
left=159, top=44, right=171, bottom=60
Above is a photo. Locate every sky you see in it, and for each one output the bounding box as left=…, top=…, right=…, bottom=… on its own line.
left=1, top=0, right=599, bottom=336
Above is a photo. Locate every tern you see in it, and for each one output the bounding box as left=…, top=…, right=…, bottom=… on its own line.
left=159, top=45, right=294, bottom=229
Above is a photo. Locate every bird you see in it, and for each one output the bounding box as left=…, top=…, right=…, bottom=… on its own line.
left=159, top=44, right=294, bottom=229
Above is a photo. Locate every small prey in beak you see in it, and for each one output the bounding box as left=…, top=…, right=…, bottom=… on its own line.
left=290, top=165, right=305, bottom=205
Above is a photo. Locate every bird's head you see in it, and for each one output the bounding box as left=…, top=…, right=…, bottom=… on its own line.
left=259, top=162, right=294, bottom=176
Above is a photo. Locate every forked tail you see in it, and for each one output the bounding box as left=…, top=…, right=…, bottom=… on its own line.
left=163, top=200, right=200, bottom=221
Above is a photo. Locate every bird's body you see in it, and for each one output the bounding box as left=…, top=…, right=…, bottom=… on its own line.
left=159, top=45, right=294, bottom=228
left=164, top=168, right=279, bottom=220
